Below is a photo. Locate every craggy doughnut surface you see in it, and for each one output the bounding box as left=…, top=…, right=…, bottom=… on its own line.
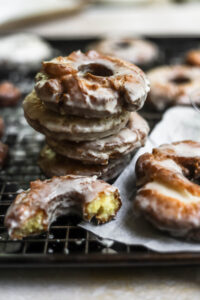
left=0, top=82, right=21, bottom=107
left=38, top=145, right=131, bottom=181
left=186, top=50, right=200, bottom=66
left=35, top=50, right=149, bottom=118
left=134, top=140, right=200, bottom=240
left=5, top=175, right=121, bottom=239
left=23, top=90, right=130, bottom=142
left=46, top=112, right=149, bottom=165
left=147, top=65, right=200, bottom=111
left=89, top=38, right=159, bottom=67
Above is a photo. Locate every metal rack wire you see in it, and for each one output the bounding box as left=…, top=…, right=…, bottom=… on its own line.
left=0, top=104, right=153, bottom=260
left=0, top=37, right=200, bottom=267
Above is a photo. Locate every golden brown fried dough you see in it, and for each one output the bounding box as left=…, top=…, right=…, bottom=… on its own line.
left=134, top=140, right=200, bottom=240
left=23, top=90, right=130, bottom=142
left=35, top=50, right=149, bottom=117
left=88, top=38, right=159, bottom=67
left=147, top=65, right=200, bottom=111
left=46, top=112, right=149, bottom=165
left=38, top=145, right=131, bottom=181
left=5, top=175, right=121, bottom=239
left=0, top=82, right=21, bottom=107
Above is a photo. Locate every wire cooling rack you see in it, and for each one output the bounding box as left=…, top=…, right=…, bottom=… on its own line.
left=0, top=37, right=200, bottom=267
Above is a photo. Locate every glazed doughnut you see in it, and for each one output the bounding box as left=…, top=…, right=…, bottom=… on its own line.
left=0, top=33, right=53, bottom=72
left=0, top=118, right=4, bottom=138
left=147, top=65, right=200, bottom=111
left=35, top=50, right=149, bottom=118
left=46, top=112, right=149, bottom=165
left=134, top=140, right=200, bottom=240
left=0, top=141, right=8, bottom=167
left=5, top=175, right=121, bottom=239
left=23, top=90, right=130, bottom=142
left=88, top=38, right=159, bottom=67
left=0, top=82, right=21, bottom=107
left=186, top=49, right=200, bottom=66
left=38, top=145, right=131, bottom=181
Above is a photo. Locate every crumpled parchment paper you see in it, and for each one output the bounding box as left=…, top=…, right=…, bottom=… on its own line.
left=81, top=106, right=200, bottom=252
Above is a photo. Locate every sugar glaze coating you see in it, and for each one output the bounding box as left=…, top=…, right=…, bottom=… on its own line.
left=5, top=175, right=121, bottom=239
left=0, top=141, right=8, bottom=167
left=35, top=50, right=150, bottom=118
left=46, top=112, right=149, bottom=165
left=147, top=65, right=200, bottom=111
left=23, top=90, right=130, bottom=142
left=134, top=140, right=200, bottom=240
left=88, top=38, right=159, bottom=67
left=38, top=145, right=131, bottom=181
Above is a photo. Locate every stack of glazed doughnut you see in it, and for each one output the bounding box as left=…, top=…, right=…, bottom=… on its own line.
left=23, top=50, right=150, bottom=181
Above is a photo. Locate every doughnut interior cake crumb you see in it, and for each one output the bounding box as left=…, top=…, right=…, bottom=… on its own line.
left=11, top=211, right=45, bottom=240
left=85, top=192, right=121, bottom=223
left=5, top=175, right=121, bottom=239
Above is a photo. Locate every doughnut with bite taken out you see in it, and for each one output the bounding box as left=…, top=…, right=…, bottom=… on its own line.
left=5, top=175, right=121, bottom=239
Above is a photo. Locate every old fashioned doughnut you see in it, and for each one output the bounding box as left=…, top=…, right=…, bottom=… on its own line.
left=0, top=33, right=53, bottom=71
left=5, top=175, right=121, bottom=239
left=0, top=141, right=8, bottom=167
left=186, top=49, right=200, bottom=66
left=23, top=90, right=130, bottom=142
left=134, top=140, right=200, bottom=240
left=89, top=38, right=159, bottom=67
left=35, top=50, right=149, bottom=118
left=0, top=118, right=4, bottom=138
left=147, top=65, right=200, bottom=111
left=38, top=145, right=131, bottom=181
left=46, top=112, right=149, bottom=165
left=0, top=82, right=21, bottom=107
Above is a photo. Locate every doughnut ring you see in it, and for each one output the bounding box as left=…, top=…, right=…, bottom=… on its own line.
left=134, top=140, right=200, bottom=240
left=186, top=49, right=200, bottom=66
left=0, top=141, right=8, bottom=167
left=0, top=82, right=21, bottom=107
left=38, top=145, right=131, bottom=181
left=0, top=33, right=53, bottom=72
left=46, top=112, right=149, bottom=165
left=0, top=118, right=4, bottom=138
left=5, top=175, right=121, bottom=239
left=88, top=38, right=159, bottom=67
left=147, top=65, right=200, bottom=111
left=23, top=90, right=130, bottom=142
left=35, top=50, right=149, bottom=118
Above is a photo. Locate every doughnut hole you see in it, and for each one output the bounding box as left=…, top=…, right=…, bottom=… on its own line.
left=170, top=75, right=191, bottom=85
left=115, top=41, right=131, bottom=49
left=78, top=63, right=113, bottom=77
left=84, top=192, right=121, bottom=223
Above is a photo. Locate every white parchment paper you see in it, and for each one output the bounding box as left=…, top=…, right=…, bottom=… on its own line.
left=81, top=106, right=200, bottom=252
